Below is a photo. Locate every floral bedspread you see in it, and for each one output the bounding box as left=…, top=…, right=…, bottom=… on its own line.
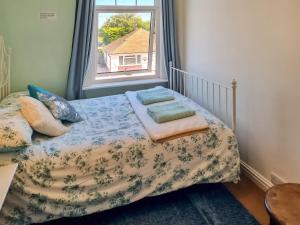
left=0, top=92, right=240, bottom=225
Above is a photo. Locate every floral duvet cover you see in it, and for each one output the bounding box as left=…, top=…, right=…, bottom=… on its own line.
left=0, top=92, right=240, bottom=225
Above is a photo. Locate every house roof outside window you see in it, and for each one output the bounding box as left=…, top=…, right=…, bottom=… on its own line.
left=103, top=28, right=155, bottom=55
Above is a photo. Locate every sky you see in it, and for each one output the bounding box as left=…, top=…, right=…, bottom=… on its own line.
left=98, top=13, right=151, bottom=28
left=96, top=0, right=154, bottom=27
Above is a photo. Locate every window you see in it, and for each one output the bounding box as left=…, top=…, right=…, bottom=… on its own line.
left=118, top=55, right=143, bottom=66
left=119, top=56, right=124, bottom=65
left=91, top=0, right=160, bottom=84
left=137, top=55, right=142, bottom=64
left=124, top=55, right=136, bottom=65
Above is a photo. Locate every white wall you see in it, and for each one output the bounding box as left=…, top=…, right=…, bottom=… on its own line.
left=110, top=54, right=120, bottom=72
left=176, top=0, right=300, bottom=182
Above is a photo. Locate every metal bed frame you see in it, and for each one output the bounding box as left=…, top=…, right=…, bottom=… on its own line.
left=169, top=62, right=237, bottom=133
left=0, top=36, right=11, bottom=102
left=0, top=38, right=237, bottom=133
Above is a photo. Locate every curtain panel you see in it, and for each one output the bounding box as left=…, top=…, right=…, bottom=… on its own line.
left=66, top=0, right=95, bottom=100
left=161, top=0, right=181, bottom=92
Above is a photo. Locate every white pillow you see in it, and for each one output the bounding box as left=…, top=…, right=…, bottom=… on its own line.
left=0, top=108, right=33, bottom=152
left=20, top=96, right=69, bottom=137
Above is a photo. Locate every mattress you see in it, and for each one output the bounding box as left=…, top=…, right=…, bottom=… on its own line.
left=0, top=93, right=240, bottom=225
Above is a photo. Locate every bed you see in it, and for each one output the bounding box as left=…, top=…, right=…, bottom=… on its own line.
left=0, top=38, right=240, bottom=225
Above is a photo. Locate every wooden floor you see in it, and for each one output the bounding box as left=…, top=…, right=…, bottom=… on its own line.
left=225, top=173, right=270, bottom=225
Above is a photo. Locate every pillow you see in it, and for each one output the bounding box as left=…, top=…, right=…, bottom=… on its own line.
left=0, top=91, right=28, bottom=109
left=0, top=108, right=33, bottom=152
left=27, top=85, right=82, bottom=122
left=20, top=96, right=70, bottom=137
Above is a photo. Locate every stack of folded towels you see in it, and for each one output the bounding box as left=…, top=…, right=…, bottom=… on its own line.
left=137, top=86, right=196, bottom=123
left=126, top=86, right=208, bottom=141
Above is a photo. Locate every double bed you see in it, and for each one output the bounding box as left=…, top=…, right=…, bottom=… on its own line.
left=0, top=38, right=240, bottom=225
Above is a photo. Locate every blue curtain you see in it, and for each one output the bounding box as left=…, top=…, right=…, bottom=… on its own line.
left=162, top=0, right=181, bottom=91
left=66, top=0, right=95, bottom=100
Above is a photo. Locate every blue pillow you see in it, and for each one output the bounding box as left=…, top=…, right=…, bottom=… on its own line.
left=28, top=85, right=83, bottom=123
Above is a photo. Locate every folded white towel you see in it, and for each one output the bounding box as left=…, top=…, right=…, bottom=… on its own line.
left=126, top=91, right=209, bottom=141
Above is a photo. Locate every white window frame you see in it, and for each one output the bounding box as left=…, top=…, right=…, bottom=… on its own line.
left=88, top=0, right=161, bottom=85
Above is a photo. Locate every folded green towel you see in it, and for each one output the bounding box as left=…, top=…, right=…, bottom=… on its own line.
left=147, top=102, right=196, bottom=123
left=137, top=87, right=175, bottom=105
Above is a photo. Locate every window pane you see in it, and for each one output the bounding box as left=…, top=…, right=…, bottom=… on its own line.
left=124, top=56, right=136, bottom=65
left=96, top=0, right=116, bottom=6
left=137, top=0, right=154, bottom=6
left=137, top=55, right=141, bottom=64
left=119, top=56, right=123, bottom=65
left=96, top=0, right=155, bottom=6
left=97, top=12, right=153, bottom=75
left=117, top=0, right=136, bottom=6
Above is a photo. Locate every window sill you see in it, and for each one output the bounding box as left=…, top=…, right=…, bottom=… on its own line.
left=83, top=78, right=168, bottom=90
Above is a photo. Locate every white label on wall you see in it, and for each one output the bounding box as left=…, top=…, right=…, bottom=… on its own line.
left=40, top=12, right=57, bottom=20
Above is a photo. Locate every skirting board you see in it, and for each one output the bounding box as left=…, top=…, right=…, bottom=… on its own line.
left=240, top=160, right=273, bottom=192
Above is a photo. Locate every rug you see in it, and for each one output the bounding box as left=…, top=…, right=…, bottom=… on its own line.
left=36, top=184, right=260, bottom=225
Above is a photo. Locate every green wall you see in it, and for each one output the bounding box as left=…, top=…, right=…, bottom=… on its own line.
left=0, top=0, right=76, bottom=96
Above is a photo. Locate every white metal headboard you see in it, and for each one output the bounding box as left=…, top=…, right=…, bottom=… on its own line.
left=169, top=62, right=237, bottom=133
left=0, top=36, right=11, bottom=101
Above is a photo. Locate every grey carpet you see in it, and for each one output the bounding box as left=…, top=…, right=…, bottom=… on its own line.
left=36, top=184, right=261, bottom=225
